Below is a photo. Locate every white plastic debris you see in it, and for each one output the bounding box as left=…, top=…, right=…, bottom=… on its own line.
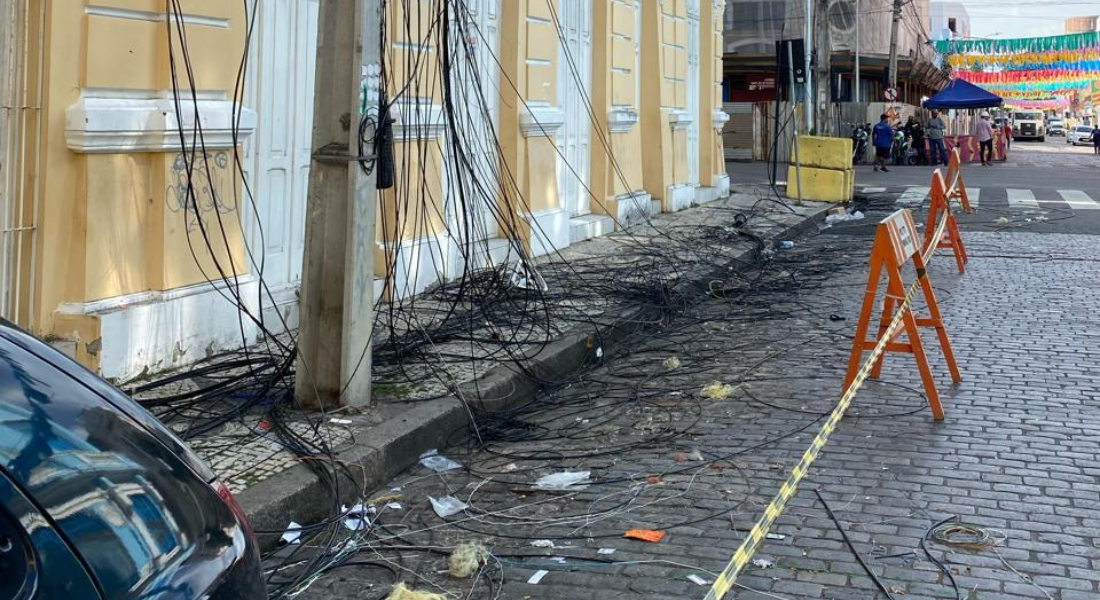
left=597, top=548, right=617, bottom=555
left=685, top=449, right=705, bottom=461
left=420, top=449, right=462, bottom=473
left=766, top=533, right=787, bottom=540
left=509, top=260, right=549, bottom=292
left=429, top=495, right=469, bottom=518
left=503, top=463, right=519, bottom=472
left=824, top=210, right=865, bottom=225
left=385, top=502, right=403, bottom=510
left=687, top=574, right=710, bottom=586
left=343, top=503, right=372, bottom=516
left=531, top=539, right=556, bottom=549
left=330, top=418, right=353, bottom=425
left=280, top=521, right=302, bottom=545
left=752, top=558, right=774, bottom=569
left=548, top=556, right=567, bottom=563
left=344, top=516, right=370, bottom=531
left=340, top=503, right=374, bottom=531
left=535, top=470, right=592, bottom=490
left=527, top=570, right=549, bottom=585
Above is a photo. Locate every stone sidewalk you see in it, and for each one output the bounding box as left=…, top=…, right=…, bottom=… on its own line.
left=292, top=214, right=1100, bottom=599
left=135, top=187, right=831, bottom=538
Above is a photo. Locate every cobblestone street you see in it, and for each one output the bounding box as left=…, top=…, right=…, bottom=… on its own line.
left=288, top=199, right=1100, bottom=600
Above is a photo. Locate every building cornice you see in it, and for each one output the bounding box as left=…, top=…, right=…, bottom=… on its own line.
left=390, top=101, right=446, bottom=141
left=520, top=105, right=567, bottom=137
left=712, top=109, right=730, bottom=129
left=607, top=107, right=639, bottom=133
left=669, top=109, right=694, bottom=131
left=66, top=94, right=256, bottom=154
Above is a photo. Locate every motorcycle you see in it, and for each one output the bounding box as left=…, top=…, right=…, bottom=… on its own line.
left=892, top=131, right=908, bottom=165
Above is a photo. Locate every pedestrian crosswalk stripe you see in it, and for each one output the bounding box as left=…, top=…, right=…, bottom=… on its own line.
left=899, top=186, right=929, bottom=207
left=1057, top=190, right=1100, bottom=210
left=1007, top=189, right=1039, bottom=210
left=878, top=187, right=1100, bottom=214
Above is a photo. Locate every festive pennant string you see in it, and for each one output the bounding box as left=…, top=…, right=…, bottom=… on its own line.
left=972, top=81, right=1091, bottom=93
left=934, top=31, right=1100, bottom=55
left=990, top=89, right=1082, bottom=99
left=953, top=68, right=1098, bottom=97
left=1004, top=98, right=1072, bottom=109
left=938, top=33, right=1100, bottom=108
left=955, top=69, right=1097, bottom=85
left=947, top=51, right=1100, bottom=71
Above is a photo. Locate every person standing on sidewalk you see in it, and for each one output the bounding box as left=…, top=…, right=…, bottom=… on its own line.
left=926, top=110, right=948, bottom=165
left=1091, top=126, right=1100, bottom=155
left=909, top=118, right=927, bottom=165
left=977, top=112, right=994, bottom=166
left=872, top=114, right=894, bottom=172
left=1004, top=120, right=1013, bottom=150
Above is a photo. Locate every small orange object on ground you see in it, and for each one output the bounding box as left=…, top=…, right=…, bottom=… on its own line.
left=624, top=529, right=666, bottom=543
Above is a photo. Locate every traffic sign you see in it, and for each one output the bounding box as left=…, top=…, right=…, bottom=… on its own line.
left=885, top=87, right=898, bottom=101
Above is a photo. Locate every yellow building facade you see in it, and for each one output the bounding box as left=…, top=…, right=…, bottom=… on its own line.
left=382, top=0, right=730, bottom=301
left=1, top=0, right=728, bottom=380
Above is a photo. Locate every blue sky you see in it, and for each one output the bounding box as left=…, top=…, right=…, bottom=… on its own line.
left=960, top=1, right=1099, bottom=38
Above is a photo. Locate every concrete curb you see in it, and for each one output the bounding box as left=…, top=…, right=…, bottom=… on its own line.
left=238, top=200, right=834, bottom=543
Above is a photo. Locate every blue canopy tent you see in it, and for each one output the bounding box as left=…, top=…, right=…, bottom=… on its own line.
left=923, top=78, right=1003, bottom=109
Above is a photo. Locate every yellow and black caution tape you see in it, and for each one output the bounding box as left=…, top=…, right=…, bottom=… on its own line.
left=705, top=209, right=952, bottom=600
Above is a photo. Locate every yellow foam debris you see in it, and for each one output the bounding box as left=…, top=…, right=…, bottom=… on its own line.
left=449, top=541, right=488, bottom=579
left=387, top=583, right=445, bottom=600
left=701, top=381, right=737, bottom=400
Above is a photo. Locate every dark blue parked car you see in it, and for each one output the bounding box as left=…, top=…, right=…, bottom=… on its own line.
left=0, top=320, right=266, bottom=599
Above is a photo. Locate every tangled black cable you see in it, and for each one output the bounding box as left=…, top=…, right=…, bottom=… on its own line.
left=129, top=1, right=941, bottom=597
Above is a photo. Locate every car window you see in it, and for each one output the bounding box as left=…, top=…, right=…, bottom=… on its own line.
left=1078, top=127, right=1094, bottom=133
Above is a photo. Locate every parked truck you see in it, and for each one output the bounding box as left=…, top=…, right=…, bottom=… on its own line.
left=1012, top=111, right=1046, bottom=142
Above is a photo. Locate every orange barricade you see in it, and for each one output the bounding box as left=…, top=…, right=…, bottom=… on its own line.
left=942, top=149, right=973, bottom=214
left=923, top=170, right=969, bottom=273
left=842, top=209, right=961, bottom=420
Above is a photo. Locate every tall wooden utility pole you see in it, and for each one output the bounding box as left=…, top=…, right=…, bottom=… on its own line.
left=887, top=0, right=903, bottom=90
left=296, top=0, right=379, bottom=410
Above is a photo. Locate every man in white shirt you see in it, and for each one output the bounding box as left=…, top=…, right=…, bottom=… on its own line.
left=976, top=112, right=994, bottom=166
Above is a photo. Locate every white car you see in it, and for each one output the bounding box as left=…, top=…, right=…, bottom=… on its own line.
left=1068, top=125, right=1095, bottom=146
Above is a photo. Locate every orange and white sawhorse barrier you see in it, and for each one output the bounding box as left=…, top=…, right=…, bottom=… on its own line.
left=924, top=149, right=972, bottom=273
left=843, top=209, right=961, bottom=420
